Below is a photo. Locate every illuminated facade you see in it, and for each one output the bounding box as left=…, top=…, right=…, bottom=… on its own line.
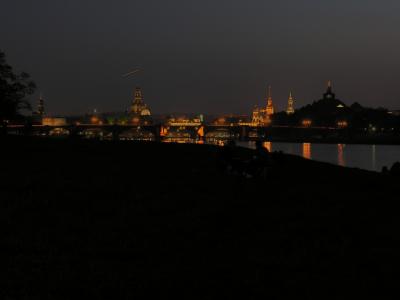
left=266, top=86, right=274, bottom=116
left=131, top=87, right=151, bottom=116
left=251, top=106, right=264, bottom=125
left=37, top=94, right=45, bottom=116
left=286, top=92, right=295, bottom=115
left=42, top=117, right=67, bottom=126
left=251, top=86, right=274, bottom=126
left=167, top=117, right=202, bottom=126
left=302, top=119, right=312, bottom=127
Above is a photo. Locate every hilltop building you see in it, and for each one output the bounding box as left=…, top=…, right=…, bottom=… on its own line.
left=324, top=81, right=335, bottom=100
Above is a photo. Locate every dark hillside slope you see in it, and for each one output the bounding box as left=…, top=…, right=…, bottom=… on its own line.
left=2, top=137, right=399, bottom=299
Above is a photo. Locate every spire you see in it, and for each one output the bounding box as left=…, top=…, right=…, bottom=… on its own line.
left=287, top=91, right=295, bottom=115
left=266, top=85, right=274, bottom=116
left=37, top=92, right=45, bottom=116
left=324, top=80, right=335, bottom=99
left=327, top=80, right=333, bottom=93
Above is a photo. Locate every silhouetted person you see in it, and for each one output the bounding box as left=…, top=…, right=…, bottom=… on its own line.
left=217, top=139, right=235, bottom=173
left=245, top=141, right=271, bottom=178
left=390, top=162, right=400, bottom=176
left=381, top=166, right=389, bottom=175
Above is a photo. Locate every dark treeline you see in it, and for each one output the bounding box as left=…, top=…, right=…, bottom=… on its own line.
left=0, top=50, right=36, bottom=122
left=273, top=91, right=400, bottom=132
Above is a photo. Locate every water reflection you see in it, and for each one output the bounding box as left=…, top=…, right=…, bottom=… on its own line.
left=338, top=144, right=345, bottom=167
left=372, top=145, right=376, bottom=171
left=157, top=137, right=399, bottom=172
left=263, top=141, right=272, bottom=152
left=302, top=143, right=312, bottom=160
left=237, top=141, right=400, bottom=172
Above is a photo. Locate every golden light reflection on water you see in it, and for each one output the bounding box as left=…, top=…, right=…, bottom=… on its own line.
left=302, top=143, right=312, bottom=160
left=263, top=141, right=272, bottom=152
left=338, top=144, right=346, bottom=167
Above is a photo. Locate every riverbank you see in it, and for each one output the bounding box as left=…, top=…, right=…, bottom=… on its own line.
left=263, top=135, right=400, bottom=145
left=2, top=137, right=399, bottom=299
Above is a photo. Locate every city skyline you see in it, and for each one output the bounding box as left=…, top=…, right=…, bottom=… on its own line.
left=2, top=0, right=400, bottom=115
left=31, top=81, right=390, bottom=117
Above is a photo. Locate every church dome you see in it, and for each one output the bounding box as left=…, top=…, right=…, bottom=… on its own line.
left=140, top=108, right=151, bottom=116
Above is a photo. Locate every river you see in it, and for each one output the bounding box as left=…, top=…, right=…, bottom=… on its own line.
left=238, top=141, right=400, bottom=172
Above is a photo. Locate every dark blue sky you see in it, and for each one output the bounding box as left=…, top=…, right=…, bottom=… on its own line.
left=1, top=0, right=400, bottom=115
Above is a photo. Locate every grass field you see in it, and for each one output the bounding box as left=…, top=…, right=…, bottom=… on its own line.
left=2, top=137, right=399, bottom=299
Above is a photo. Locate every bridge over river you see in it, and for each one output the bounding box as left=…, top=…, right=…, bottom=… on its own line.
left=6, top=123, right=347, bottom=142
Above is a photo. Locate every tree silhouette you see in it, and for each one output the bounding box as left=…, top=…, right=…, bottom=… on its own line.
left=0, top=50, right=36, bottom=124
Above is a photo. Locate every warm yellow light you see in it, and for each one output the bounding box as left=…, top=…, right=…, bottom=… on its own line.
left=132, top=117, right=140, bottom=124
left=160, top=126, right=168, bottom=137
left=302, top=119, right=312, bottom=127
left=197, top=126, right=205, bottom=137
left=90, top=116, right=99, bottom=124
left=217, top=117, right=226, bottom=125
left=302, top=143, right=312, bottom=159
left=263, top=141, right=272, bottom=152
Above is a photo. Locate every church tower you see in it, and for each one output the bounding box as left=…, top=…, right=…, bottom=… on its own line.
left=37, top=93, right=45, bottom=116
left=266, top=86, right=274, bottom=116
left=323, top=80, right=336, bottom=100
left=131, top=87, right=144, bottom=114
left=286, top=92, right=295, bottom=115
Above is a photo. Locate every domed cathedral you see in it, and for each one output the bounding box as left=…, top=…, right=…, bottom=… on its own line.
left=129, top=87, right=152, bottom=124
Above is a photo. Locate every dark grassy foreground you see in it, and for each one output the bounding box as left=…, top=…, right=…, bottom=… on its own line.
left=2, top=137, right=399, bottom=299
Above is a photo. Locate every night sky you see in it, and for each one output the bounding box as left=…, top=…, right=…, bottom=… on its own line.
left=1, top=0, right=400, bottom=115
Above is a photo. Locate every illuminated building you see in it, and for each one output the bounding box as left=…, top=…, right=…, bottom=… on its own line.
left=131, top=87, right=151, bottom=116
left=251, top=86, right=274, bottom=126
left=37, top=93, right=45, bottom=116
left=128, top=87, right=152, bottom=125
left=90, top=115, right=101, bottom=124
left=324, top=80, right=335, bottom=100
left=266, top=86, right=274, bottom=116
left=251, top=106, right=263, bottom=125
left=212, top=115, right=248, bottom=126
left=167, top=117, right=202, bottom=126
left=337, top=120, right=348, bottom=128
left=42, top=117, right=67, bottom=126
left=286, top=92, right=295, bottom=115
left=302, top=119, right=312, bottom=127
